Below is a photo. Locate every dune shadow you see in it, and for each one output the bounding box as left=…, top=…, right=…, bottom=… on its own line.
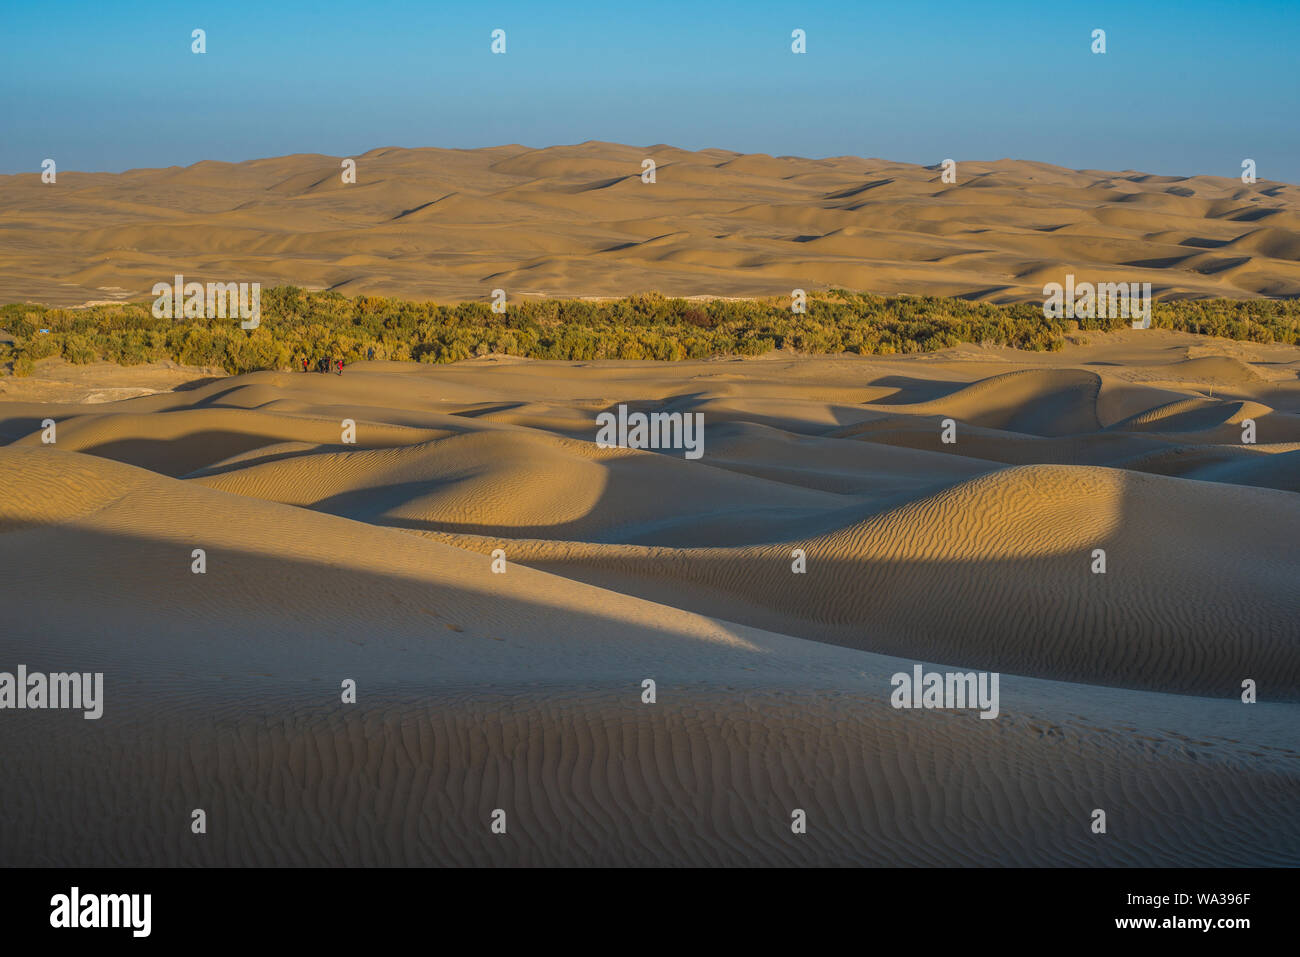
left=78, top=431, right=317, bottom=477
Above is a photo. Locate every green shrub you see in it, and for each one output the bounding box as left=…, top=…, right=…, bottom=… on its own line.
left=62, top=334, right=97, bottom=364
left=0, top=287, right=1296, bottom=374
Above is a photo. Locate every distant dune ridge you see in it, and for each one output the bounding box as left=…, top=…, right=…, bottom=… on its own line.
left=1, top=142, right=1299, bottom=307
left=1, top=330, right=1298, bottom=865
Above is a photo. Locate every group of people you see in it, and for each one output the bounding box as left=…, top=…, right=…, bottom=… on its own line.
left=301, top=357, right=343, bottom=375
left=298, top=348, right=379, bottom=374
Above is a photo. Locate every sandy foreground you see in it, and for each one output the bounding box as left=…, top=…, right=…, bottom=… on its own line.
left=1, top=142, right=1298, bottom=306
left=1, top=330, right=1297, bottom=865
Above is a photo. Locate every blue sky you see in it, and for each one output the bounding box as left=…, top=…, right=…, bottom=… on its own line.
left=3, top=0, right=1297, bottom=181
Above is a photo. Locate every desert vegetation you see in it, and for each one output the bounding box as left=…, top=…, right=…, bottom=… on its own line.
left=2, top=287, right=1298, bottom=375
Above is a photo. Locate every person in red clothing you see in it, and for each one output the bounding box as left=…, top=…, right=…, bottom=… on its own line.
left=301, top=357, right=309, bottom=372
left=335, top=358, right=343, bottom=375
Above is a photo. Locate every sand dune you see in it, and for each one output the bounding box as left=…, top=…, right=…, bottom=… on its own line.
left=2, top=143, right=1299, bottom=306
left=1, top=329, right=1297, bottom=865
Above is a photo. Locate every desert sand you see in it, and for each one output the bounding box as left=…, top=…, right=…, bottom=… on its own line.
left=1, top=329, right=1297, bottom=865
left=2, top=142, right=1299, bottom=307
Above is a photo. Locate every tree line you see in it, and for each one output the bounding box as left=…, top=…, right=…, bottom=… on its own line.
left=1, top=287, right=1296, bottom=376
